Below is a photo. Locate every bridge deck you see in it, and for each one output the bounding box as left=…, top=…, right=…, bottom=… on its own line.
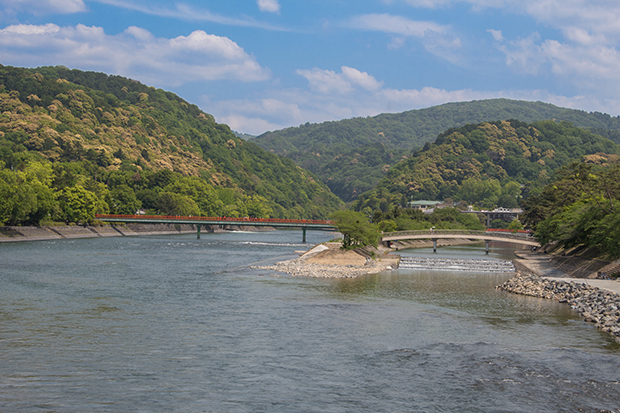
left=382, top=229, right=539, bottom=247
left=95, top=214, right=335, bottom=230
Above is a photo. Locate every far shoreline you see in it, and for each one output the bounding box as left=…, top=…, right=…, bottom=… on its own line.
left=0, top=223, right=274, bottom=243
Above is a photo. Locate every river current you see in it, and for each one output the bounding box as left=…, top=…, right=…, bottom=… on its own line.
left=1, top=230, right=619, bottom=412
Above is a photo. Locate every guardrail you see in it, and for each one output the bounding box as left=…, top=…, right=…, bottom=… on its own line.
left=95, top=214, right=334, bottom=226
left=485, top=228, right=532, bottom=234
left=381, top=229, right=534, bottom=241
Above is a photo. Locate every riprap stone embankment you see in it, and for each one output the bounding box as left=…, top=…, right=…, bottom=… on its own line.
left=497, top=274, right=620, bottom=343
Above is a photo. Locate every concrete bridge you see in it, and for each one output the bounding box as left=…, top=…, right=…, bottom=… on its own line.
left=381, top=229, right=539, bottom=253
left=95, top=214, right=335, bottom=242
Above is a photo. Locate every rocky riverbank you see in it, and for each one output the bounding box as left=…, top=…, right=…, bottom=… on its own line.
left=497, top=274, right=620, bottom=343
left=252, top=242, right=399, bottom=278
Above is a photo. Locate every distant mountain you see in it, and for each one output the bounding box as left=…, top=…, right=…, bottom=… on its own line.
left=234, top=131, right=256, bottom=140
left=254, top=99, right=620, bottom=201
left=352, top=119, right=620, bottom=213
left=0, top=65, right=342, bottom=225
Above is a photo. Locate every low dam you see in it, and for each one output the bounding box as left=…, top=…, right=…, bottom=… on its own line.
left=398, top=257, right=516, bottom=273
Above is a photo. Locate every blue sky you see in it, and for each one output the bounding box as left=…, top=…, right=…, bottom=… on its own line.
left=1, top=0, right=620, bottom=135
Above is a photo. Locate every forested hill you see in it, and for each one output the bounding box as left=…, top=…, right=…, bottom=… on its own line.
left=254, top=99, right=620, bottom=201
left=352, top=119, right=620, bottom=213
left=0, top=65, right=342, bottom=225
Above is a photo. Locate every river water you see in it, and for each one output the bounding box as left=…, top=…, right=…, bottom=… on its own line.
left=1, top=231, right=619, bottom=412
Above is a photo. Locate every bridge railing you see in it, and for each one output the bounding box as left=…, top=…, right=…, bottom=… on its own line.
left=381, top=229, right=534, bottom=241
left=95, top=214, right=334, bottom=226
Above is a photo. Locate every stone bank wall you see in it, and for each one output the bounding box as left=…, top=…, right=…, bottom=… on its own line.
left=497, top=274, right=620, bottom=343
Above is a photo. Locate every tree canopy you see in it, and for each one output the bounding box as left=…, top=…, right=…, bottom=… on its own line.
left=255, top=99, right=620, bottom=201
left=522, top=161, right=620, bottom=259
left=352, top=120, right=619, bottom=214
left=331, top=210, right=380, bottom=250
left=0, top=65, right=343, bottom=225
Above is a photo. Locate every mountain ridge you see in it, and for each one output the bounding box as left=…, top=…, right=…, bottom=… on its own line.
left=254, top=99, right=620, bottom=201
left=0, top=65, right=342, bottom=225
left=352, top=119, right=620, bottom=214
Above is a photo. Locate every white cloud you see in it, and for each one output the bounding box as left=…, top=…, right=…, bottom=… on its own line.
left=296, top=68, right=353, bottom=94
left=169, top=31, right=248, bottom=60
left=344, top=13, right=461, bottom=64
left=499, top=33, right=543, bottom=75
left=401, top=0, right=620, bottom=42
left=0, top=0, right=86, bottom=14
left=542, top=41, right=620, bottom=80
left=211, top=82, right=620, bottom=135
left=376, top=87, right=498, bottom=113
left=341, top=66, right=384, bottom=91
left=401, top=0, right=513, bottom=11
left=205, top=62, right=620, bottom=135
left=215, top=98, right=304, bottom=134
left=203, top=70, right=473, bottom=134
left=423, top=31, right=462, bottom=64
left=0, top=23, right=61, bottom=36
left=219, top=115, right=283, bottom=136
left=388, top=37, right=406, bottom=50
left=345, top=13, right=448, bottom=37
left=562, top=27, right=607, bottom=46
left=488, top=29, right=503, bottom=42
left=296, top=66, right=383, bottom=95
left=523, top=0, right=620, bottom=40
left=125, top=26, right=153, bottom=42
left=497, top=31, right=620, bottom=88
left=402, top=1, right=617, bottom=94
left=90, top=0, right=286, bottom=31
left=401, top=0, right=458, bottom=8
left=257, top=0, right=280, bottom=13
left=0, top=24, right=270, bottom=85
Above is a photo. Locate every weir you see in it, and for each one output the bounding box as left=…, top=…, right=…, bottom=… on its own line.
left=398, top=257, right=516, bottom=272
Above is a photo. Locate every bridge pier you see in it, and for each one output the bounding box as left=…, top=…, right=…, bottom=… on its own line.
left=94, top=216, right=336, bottom=242
left=485, top=240, right=489, bottom=254
left=432, top=239, right=437, bottom=253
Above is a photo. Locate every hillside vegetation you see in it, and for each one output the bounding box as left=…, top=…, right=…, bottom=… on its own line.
left=255, top=99, right=620, bottom=201
left=352, top=120, right=619, bottom=213
left=522, top=161, right=620, bottom=260
left=0, top=65, right=342, bottom=225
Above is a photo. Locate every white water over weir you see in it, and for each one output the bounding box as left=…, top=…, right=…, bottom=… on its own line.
left=398, top=257, right=516, bottom=273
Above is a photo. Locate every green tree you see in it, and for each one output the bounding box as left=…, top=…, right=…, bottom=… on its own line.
left=490, top=219, right=509, bottom=229
left=331, top=210, right=380, bottom=250
left=0, top=169, right=37, bottom=225
left=457, top=178, right=501, bottom=207
left=245, top=195, right=273, bottom=218
left=523, top=162, right=620, bottom=259
left=164, top=177, right=222, bottom=216
left=157, top=191, right=200, bottom=216
left=0, top=164, right=56, bottom=225
left=498, top=181, right=521, bottom=208
left=507, top=219, right=524, bottom=231
left=25, top=179, right=55, bottom=224
left=57, top=185, right=99, bottom=224
left=109, top=184, right=142, bottom=214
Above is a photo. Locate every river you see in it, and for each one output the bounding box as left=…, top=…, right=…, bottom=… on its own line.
left=1, top=230, right=619, bottom=412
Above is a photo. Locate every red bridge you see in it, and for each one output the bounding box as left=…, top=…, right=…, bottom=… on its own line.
left=95, top=214, right=335, bottom=242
